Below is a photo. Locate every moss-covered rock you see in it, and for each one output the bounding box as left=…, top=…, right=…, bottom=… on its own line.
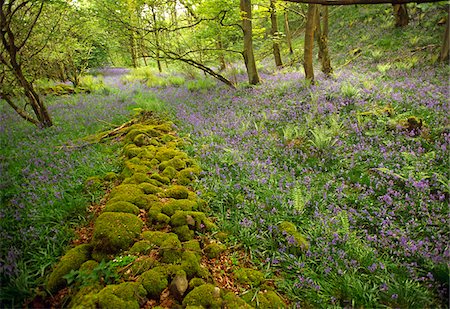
left=242, top=290, right=285, bottom=308
left=69, top=285, right=102, bottom=309
left=188, top=278, right=205, bottom=289
left=79, top=260, right=99, bottom=273
left=182, top=284, right=222, bottom=308
left=123, top=144, right=144, bottom=158
left=182, top=240, right=201, bottom=252
left=164, top=185, right=190, bottom=199
left=180, top=251, right=202, bottom=278
left=170, top=211, right=216, bottom=231
left=159, top=157, right=187, bottom=171
left=154, top=122, right=173, bottom=133
left=139, top=266, right=169, bottom=299
left=222, top=291, right=253, bottom=308
left=155, top=148, right=184, bottom=162
left=150, top=173, right=170, bottom=185
left=161, top=199, right=197, bottom=216
left=137, top=147, right=157, bottom=160
left=104, top=201, right=140, bottom=215
left=103, top=172, right=118, bottom=182
left=97, top=282, right=146, bottom=309
left=122, top=160, right=151, bottom=177
left=138, top=183, right=162, bottom=194
left=278, top=221, right=309, bottom=251
left=46, top=244, right=92, bottom=293
left=108, top=184, right=154, bottom=209
left=122, top=173, right=152, bottom=185
left=161, top=166, right=177, bottom=179
left=109, top=184, right=143, bottom=199
left=134, top=133, right=153, bottom=147
left=234, top=268, right=265, bottom=287
left=92, top=213, right=143, bottom=254
left=177, top=167, right=201, bottom=185
left=129, top=256, right=158, bottom=276
left=129, top=240, right=154, bottom=255
left=84, top=176, right=104, bottom=192
left=204, top=243, right=226, bottom=259
left=173, top=225, right=195, bottom=241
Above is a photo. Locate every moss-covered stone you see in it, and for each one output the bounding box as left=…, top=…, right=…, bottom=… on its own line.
left=160, top=235, right=183, bottom=264
left=123, top=144, right=144, bottom=158
left=188, top=278, right=205, bottom=289
left=204, top=243, right=226, bottom=259
left=164, top=185, right=190, bottom=199
left=214, top=232, right=229, bottom=242
left=129, top=256, right=157, bottom=276
left=109, top=184, right=143, bottom=199
left=170, top=211, right=216, bottom=231
left=155, top=148, right=184, bottom=162
left=222, top=291, right=253, bottom=308
left=177, top=167, right=201, bottom=185
left=161, top=166, right=177, bottom=179
left=173, top=225, right=195, bottom=241
left=97, top=282, right=146, bottom=309
left=122, top=173, right=152, bottom=185
left=159, top=157, right=187, bottom=171
left=242, top=290, right=285, bottom=308
left=138, top=183, right=162, bottom=194
left=108, top=184, right=154, bottom=209
left=161, top=134, right=175, bottom=143
left=139, top=266, right=169, bottom=299
left=69, top=285, right=102, bottom=309
left=122, top=160, right=151, bottom=177
left=234, top=268, right=265, bottom=287
left=137, top=147, right=157, bottom=160
left=263, top=290, right=286, bottom=308
left=103, top=172, right=118, bottom=182
left=84, top=176, right=104, bottom=192
left=104, top=201, right=140, bottom=215
left=129, top=240, right=154, bottom=255
left=180, top=251, right=202, bottom=278
left=154, top=122, right=173, bottom=133
left=46, top=244, right=92, bottom=293
left=92, top=213, right=143, bottom=254
left=150, top=173, right=170, bottom=185
left=278, top=221, right=309, bottom=251
left=79, top=260, right=99, bottom=273
left=134, top=133, right=153, bottom=147
left=161, top=199, right=197, bottom=217
left=182, top=240, right=201, bottom=252
left=182, top=284, right=222, bottom=308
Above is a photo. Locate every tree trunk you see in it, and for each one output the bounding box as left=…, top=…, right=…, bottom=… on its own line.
left=217, top=34, right=227, bottom=71
left=284, top=10, right=293, bottom=54
left=318, top=6, right=332, bottom=75
left=151, top=6, right=162, bottom=73
left=240, top=0, right=260, bottom=85
left=270, top=0, right=283, bottom=68
left=304, top=4, right=317, bottom=83
left=440, top=12, right=449, bottom=62
left=393, top=4, right=409, bottom=27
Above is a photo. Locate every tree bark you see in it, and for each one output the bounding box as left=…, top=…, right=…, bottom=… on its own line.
left=304, top=4, right=317, bottom=83
left=393, top=4, right=409, bottom=27
left=240, top=0, right=260, bottom=85
left=318, top=5, right=332, bottom=75
left=151, top=5, right=162, bottom=72
left=284, top=10, right=293, bottom=54
left=440, top=12, right=449, bottom=62
left=270, top=0, right=283, bottom=68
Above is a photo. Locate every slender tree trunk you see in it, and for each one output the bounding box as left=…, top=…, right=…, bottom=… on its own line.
left=440, top=12, right=449, bottom=62
left=318, top=6, right=332, bottom=75
left=304, top=4, right=317, bottom=83
left=315, top=6, right=322, bottom=61
left=393, top=4, right=409, bottom=27
left=240, top=0, right=260, bottom=85
left=151, top=6, right=162, bottom=73
left=270, top=0, right=283, bottom=68
left=217, top=34, right=227, bottom=71
left=284, top=11, right=293, bottom=54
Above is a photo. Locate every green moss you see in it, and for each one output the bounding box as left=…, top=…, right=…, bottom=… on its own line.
left=138, top=183, right=162, bottom=194
left=109, top=184, right=143, bottom=199
left=122, top=160, right=151, bottom=177
left=123, top=144, right=143, bottom=158
left=79, top=260, right=99, bottom=273
left=104, top=201, right=140, bottom=215
left=134, top=133, right=152, bottom=147
left=141, top=231, right=182, bottom=263
left=263, top=290, right=286, bottom=308
left=129, top=240, right=154, bottom=255
left=182, top=284, right=222, bottom=308
left=46, top=244, right=92, bottom=293
left=204, top=243, right=226, bottom=259
left=154, top=122, right=173, bottom=133
left=278, top=221, right=309, bottom=251
left=108, top=184, right=154, bottom=209
left=160, top=134, right=175, bottom=143
left=159, top=157, right=187, bottom=171
left=242, top=290, right=285, bottom=308
left=164, top=185, right=190, bottom=199
left=182, top=240, right=201, bottom=252
left=173, top=225, right=195, bottom=241
left=129, top=256, right=157, bottom=276
left=177, top=167, right=201, bottom=185
left=97, top=282, right=146, bottom=309
left=92, top=213, right=143, bottom=254
left=188, top=278, right=205, bottom=289
left=147, top=204, right=170, bottom=224
left=222, top=291, right=253, bottom=308
left=84, top=176, right=104, bottom=192
left=214, top=232, right=229, bottom=242
left=137, top=147, right=156, bottom=160
left=139, top=266, right=169, bottom=298
left=155, top=148, right=184, bottom=162
left=150, top=173, right=170, bottom=185
left=122, top=173, right=152, bottom=185
left=161, top=199, right=197, bottom=216
left=234, top=268, right=265, bottom=287
left=180, top=251, right=202, bottom=278
left=170, top=211, right=216, bottom=231
left=161, top=166, right=177, bottom=179
left=69, top=285, right=101, bottom=309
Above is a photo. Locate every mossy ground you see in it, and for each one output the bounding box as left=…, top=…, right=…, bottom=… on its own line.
left=44, top=114, right=287, bottom=308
